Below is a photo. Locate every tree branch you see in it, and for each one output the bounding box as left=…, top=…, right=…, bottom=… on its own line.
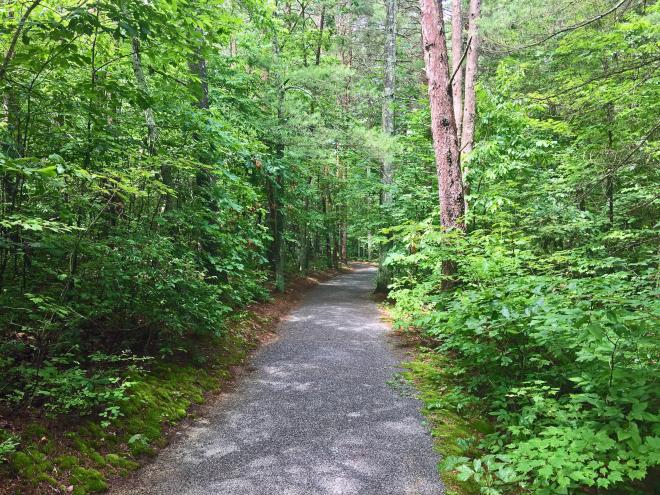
left=504, top=0, right=635, bottom=53
left=448, top=36, right=472, bottom=89
left=0, top=0, right=43, bottom=83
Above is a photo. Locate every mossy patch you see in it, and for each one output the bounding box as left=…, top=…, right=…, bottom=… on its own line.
left=56, top=454, right=79, bottom=469
left=105, top=453, right=138, bottom=471
left=70, top=466, right=108, bottom=494
left=88, top=450, right=106, bottom=467
left=403, top=352, right=483, bottom=495
left=10, top=449, right=53, bottom=485
left=3, top=328, right=255, bottom=494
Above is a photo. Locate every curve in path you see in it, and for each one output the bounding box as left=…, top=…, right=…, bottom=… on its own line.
left=113, top=263, right=443, bottom=495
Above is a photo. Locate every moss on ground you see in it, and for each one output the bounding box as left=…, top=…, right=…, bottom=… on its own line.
left=70, top=467, right=108, bottom=494
left=402, top=352, right=485, bottom=495
left=1, top=271, right=335, bottom=494
left=104, top=453, right=138, bottom=471
left=4, top=326, right=257, bottom=494
left=55, top=455, right=79, bottom=469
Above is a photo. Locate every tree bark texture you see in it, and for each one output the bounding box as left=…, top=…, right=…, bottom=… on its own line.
left=375, top=0, right=398, bottom=293
left=420, top=0, right=465, bottom=231
left=381, top=0, right=397, bottom=206
left=315, top=5, right=325, bottom=66
left=460, top=0, right=481, bottom=154
left=451, top=0, right=464, bottom=138
left=130, top=37, right=174, bottom=210
left=130, top=38, right=158, bottom=155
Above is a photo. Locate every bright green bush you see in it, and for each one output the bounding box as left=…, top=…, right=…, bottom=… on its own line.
left=387, top=11, right=659, bottom=489
left=388, top=224, right=659, bottom=493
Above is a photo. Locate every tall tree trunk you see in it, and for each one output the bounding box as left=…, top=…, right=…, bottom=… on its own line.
left=189, top=53, right=209, bottom=111
left=315, top=5, right=326, bottom=66
left=381, top=0, right=396, bottom=205
left=188, top=28, right=212, bottom=192
left=130, top=38, right=173, bottom=201
left=606, top=103, right=615, bottom=227
left=376, top=0, right=397, bottom=294
left=301, top=1, right=309, bottom=66
left=299, top=176, right=312, bottom=272
left=451, top=0, right=464, bottom=137
left=269, top=21, right=286, bottom=292
left=460, top=0, right=481, bottom=155
left=341, top=225, right=347, bottom=264
left=130, top=41, right=157, bottom=155
left=341, top=159, right=348, bottom=265
left=420, top=0, right=465, bottom=260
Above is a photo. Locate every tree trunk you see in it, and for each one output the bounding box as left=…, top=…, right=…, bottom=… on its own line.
left=376, top=0, right=397, bottom=294
left=189, top=53, right=209, bottom=111
left=451, top=0, right=464, bottom=137
left=420, top=0, right=465, bottom=231
left=341, top=160, right=348, bottom=265
left=381, top=0, right=397, bottom=205
left=188, top=28, right=212, bottom=194
left=130, top=39, right=158, bottom=155
left=131, top=38, right=158, bottom=156
left=301, top=1, right=308, bottom=66
left=130, top=37, right=173, bottom=210
left=315, top=5, right=326, bottom=66
left=271, top=25, right=286, bottom=292
left=460, top=0, right=481, bottom=155
left=341, top=224, right=347, bottom=264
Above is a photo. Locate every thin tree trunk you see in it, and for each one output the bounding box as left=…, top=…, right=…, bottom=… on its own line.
left=420, top=0, right=465, bottom=232
left=606, top=104, right=615, bottom=227
left=130, top=40, right=158, bottom=154
left=301, top=1, right=309, bottom=66
left=381, top=0, right=397, bottom=205
left=341, top=159, right=348, bottom=265
left=189, top=55, right=209, bottom=111
left=460, top=0, right=481, bottom=155
left=271, top=23, right=286, bottom=292
left=451, top=0, right=464, bottom=137
left=376, top=0, right=397, bottom=294
left=315, top=5, right=326, bottom=66
left=130, top=37, right=174, bottom=210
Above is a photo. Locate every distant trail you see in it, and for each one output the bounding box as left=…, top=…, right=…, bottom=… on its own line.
left=112, top=263, right=443, bottom=495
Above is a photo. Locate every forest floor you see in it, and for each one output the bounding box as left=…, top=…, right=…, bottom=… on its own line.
left=109, top=263, right=443, bottom=495
left=1, top=267, right=345, bottom=495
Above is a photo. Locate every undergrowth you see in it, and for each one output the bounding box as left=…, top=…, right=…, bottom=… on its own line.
left=0, top=315, right=259, bottom=494
left=402, top=350, right=489, bottom=495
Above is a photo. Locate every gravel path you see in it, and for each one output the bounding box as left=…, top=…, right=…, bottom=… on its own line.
left=113, top=263, right=443, bottom=495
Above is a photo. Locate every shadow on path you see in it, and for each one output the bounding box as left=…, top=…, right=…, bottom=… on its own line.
left=112, top=263, right=443, bottom=495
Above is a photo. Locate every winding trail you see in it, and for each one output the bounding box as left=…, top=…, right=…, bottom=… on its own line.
left=114, top=263, right=442, bottom=495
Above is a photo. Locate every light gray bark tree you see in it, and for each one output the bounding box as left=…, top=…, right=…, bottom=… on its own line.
left=376, top=0, right=398, bottom=293
left=461, top=0, right=481, bottom=155
left=381, top=0, right=397, bottom=205
left=451, top=0, right=464, bottom=137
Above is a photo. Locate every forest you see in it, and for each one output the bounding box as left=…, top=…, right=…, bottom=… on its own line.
left=0, top=0, right=658, bottom=494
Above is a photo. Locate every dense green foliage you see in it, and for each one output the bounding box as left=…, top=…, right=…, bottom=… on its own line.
left=1, top=0, right=658, bottom=493
left=387, top=2, right=659, bottom=493
left=0, top=0, right=375, bottom=422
